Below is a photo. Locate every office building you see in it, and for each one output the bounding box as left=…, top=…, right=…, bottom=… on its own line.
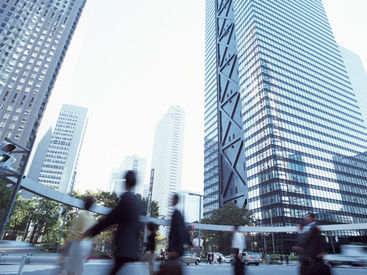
left=339, top=46, right=367, bottom=126
left=151, top=106, right=184, bottom=219
left=110, top=155, right=146, bottom=196
left=204, top=0, right=367, bottom=226
left=29, top=104, right=87, bottom=193
left=0, top=0, right=86, bottom=168
left=178, top=191, right=203, bottom=223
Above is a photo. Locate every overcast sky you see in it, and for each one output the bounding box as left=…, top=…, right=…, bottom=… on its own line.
left=31, top=0, right=367, bottom=194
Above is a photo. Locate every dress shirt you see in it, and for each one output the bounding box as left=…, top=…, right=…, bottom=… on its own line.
left=232, top=231, right=246, bottom=252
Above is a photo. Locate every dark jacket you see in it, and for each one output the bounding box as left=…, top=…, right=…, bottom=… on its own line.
left=168, top=209, right=191, bottom=257
left=295, top=230, right=307, bottom=262
left=304, top=223, right=323, bottom=259
left=89, top=191, right=141, bottom=259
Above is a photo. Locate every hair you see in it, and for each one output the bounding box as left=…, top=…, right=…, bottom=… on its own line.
left=173, top=193, right=179, bottom=202
left=234, top=225, right=239, bottom=231
left=84, top=196, right=94, bottom=210
left=148, top=222, right=158, bottom=232
left=308, top=213, right=316, bottom=219
left=124, top=170, right=137, bottom=189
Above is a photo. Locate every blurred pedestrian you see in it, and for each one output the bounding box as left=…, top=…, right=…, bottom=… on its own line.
left=82, top=171, right=141, bottom=275
left=142, top=222, right=158, bottom=275
left=280, top=255, right=284, bottom=264
left=285, top=254, right=289, bottom=265
left=292, top=222, right=307, bottom=275
left=207, top=252, right=211, bottom=264
left=158, top=193, right=191, bottom=275
left=62, top=196, right=95, bottom=275
left=303, top=213, right=330, bottom=275
left=232, top=225, right=246, bottom=275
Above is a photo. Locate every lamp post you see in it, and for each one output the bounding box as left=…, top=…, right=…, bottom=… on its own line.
left=269, top=209, right=276, bottom=256
left=188, top=193, right=203, bottom=257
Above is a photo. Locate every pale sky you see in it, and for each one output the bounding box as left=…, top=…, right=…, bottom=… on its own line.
left=31, top=0, right=367, bottom=195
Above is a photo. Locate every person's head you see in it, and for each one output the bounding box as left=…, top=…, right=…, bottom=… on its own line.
left=297, top=222, right=304, bottom=231
left=233, top=225, right=239, bottom=233
left=148, top=222, right=158, bottom=233
left=171, top=193, right=179, bottom=207
left=306, top=213, right=315, bottom=224
left=84, top=196, right=94, bottom=211
left=124, top=170, right=137, bottom=191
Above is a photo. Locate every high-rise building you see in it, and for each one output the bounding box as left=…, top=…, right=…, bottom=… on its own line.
left=109, top=155, right=146, bottom=196
left=204, top=0, right=367, bottom=226
left=0, top=0, right=86, bottom=168
left=178, top=191, right=203, bottom=223
left=28, top=104, right=87, bottom=193
left=151, top=106, right=184, bottom=219
left=339, top=46, right=367, bottom=126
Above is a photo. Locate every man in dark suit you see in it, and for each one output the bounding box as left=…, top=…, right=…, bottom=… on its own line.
left=82, top=170, right=141, bottom=275
left=168, top=194, right=191, bottom=259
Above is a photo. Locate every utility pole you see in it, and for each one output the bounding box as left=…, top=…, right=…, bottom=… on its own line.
left=143, top=169, right=155, bottom=243
left=269, top=209, right=276, bottom=256
left=0, top=139, right=31, bottom=240
left=188, top=193, right=203, bottom=257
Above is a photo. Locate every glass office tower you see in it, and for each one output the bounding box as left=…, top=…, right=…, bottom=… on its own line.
left=0, top=0, right=86, bottom=168
left=204, top=0, right=367, bottom=225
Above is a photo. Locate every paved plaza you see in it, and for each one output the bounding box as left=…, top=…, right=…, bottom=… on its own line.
left=0, top=261, right=366, bottom=275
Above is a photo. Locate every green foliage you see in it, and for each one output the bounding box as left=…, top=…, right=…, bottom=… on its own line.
left=0, top=179, right=12, bottom=220
left=137, top=194, right=159, bottom=218
left=201, top=203, right=256, bottom=254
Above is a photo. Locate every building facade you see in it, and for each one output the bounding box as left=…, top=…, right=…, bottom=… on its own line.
left=109, top=155, right=146, bottom=196
left=29, top=104, right=87, bottom=193
left=178, top=191, right=203, bottom=223
left=339, top=46, right=367, bottom=127
left=151, top=106, right=184, bottom=219
left=0, top=0, right=86, bottom=168
left=204, top=0, right=367, bottom=225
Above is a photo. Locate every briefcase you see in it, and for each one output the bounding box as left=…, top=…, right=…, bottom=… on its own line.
left=157, top=259, right=183, bottom=275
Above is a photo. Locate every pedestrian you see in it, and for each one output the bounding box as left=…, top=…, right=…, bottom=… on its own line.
left=285, top=254, right=289, bottom=265
left=160, top=249, right=165, bottom=263
left=82, top=171, right=141, bottom=275
left=158, top=193, right=191, bottom=275
left=207, top=252, right=211, bottom=264
left=62, top=196, right=95, bottom=275
left=292, top=222, right=307, bottom=275
left=232, top=225, right=246, bottom=275
left=303, top=213, right=331, bottom=275
left=142, top=222, right=158, bottom=275
left=280, top=255, right=284, bottom=264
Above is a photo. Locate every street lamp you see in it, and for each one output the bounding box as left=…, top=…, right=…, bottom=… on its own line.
left=188, top=193, right=203, bottom=257
left=269, top=209, right=276, bottom=256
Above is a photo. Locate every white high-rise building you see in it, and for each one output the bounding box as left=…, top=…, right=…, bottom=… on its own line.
left=178, top=191, right=203, bottom=223
left=151, top=106, right=185, bottom=219
left=28, top=104, right=88, bottom=194
left=110, top=155, right=146, bottom=196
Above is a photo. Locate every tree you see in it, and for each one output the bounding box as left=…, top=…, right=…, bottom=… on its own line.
left=201, top=203, right=256, bottom=254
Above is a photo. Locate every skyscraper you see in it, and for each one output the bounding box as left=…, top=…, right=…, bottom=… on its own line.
left=28, top=104, right=87, bottom=193
left=151, top=106, right=184, bottom=219
left=0, top=0, right=86, bottom=168
left=204, top=0, right=367, bottom=225
left=109, top=155, right=146, bottom=196
left=339, top=46, right=367, bottom=126
left=178, top=191, right=203, bottom=223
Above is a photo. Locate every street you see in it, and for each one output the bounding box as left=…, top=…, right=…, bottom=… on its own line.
left=0, top=261, right=366, bottom=275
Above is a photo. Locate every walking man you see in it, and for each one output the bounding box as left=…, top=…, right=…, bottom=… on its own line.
left=292, top=222, right=307, bottom=275
left=232, top=225, right=246, bottom=275
left=82, top=171, right=141, bottom=275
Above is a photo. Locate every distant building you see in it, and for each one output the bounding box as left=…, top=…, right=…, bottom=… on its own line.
left=151, top=106, right=185, bottom=219
left=0, top=0, right=87, bottom=168
left=110, top=155, right=146, bottom=196
left=28, top=104, right=88, bottom=194
left=178, top=191, right=203, bottom=223
left=339, top=46, right=367, bottom=126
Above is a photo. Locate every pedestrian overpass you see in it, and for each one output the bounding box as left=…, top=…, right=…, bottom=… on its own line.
left=5, top=174, right=367, bottom=233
